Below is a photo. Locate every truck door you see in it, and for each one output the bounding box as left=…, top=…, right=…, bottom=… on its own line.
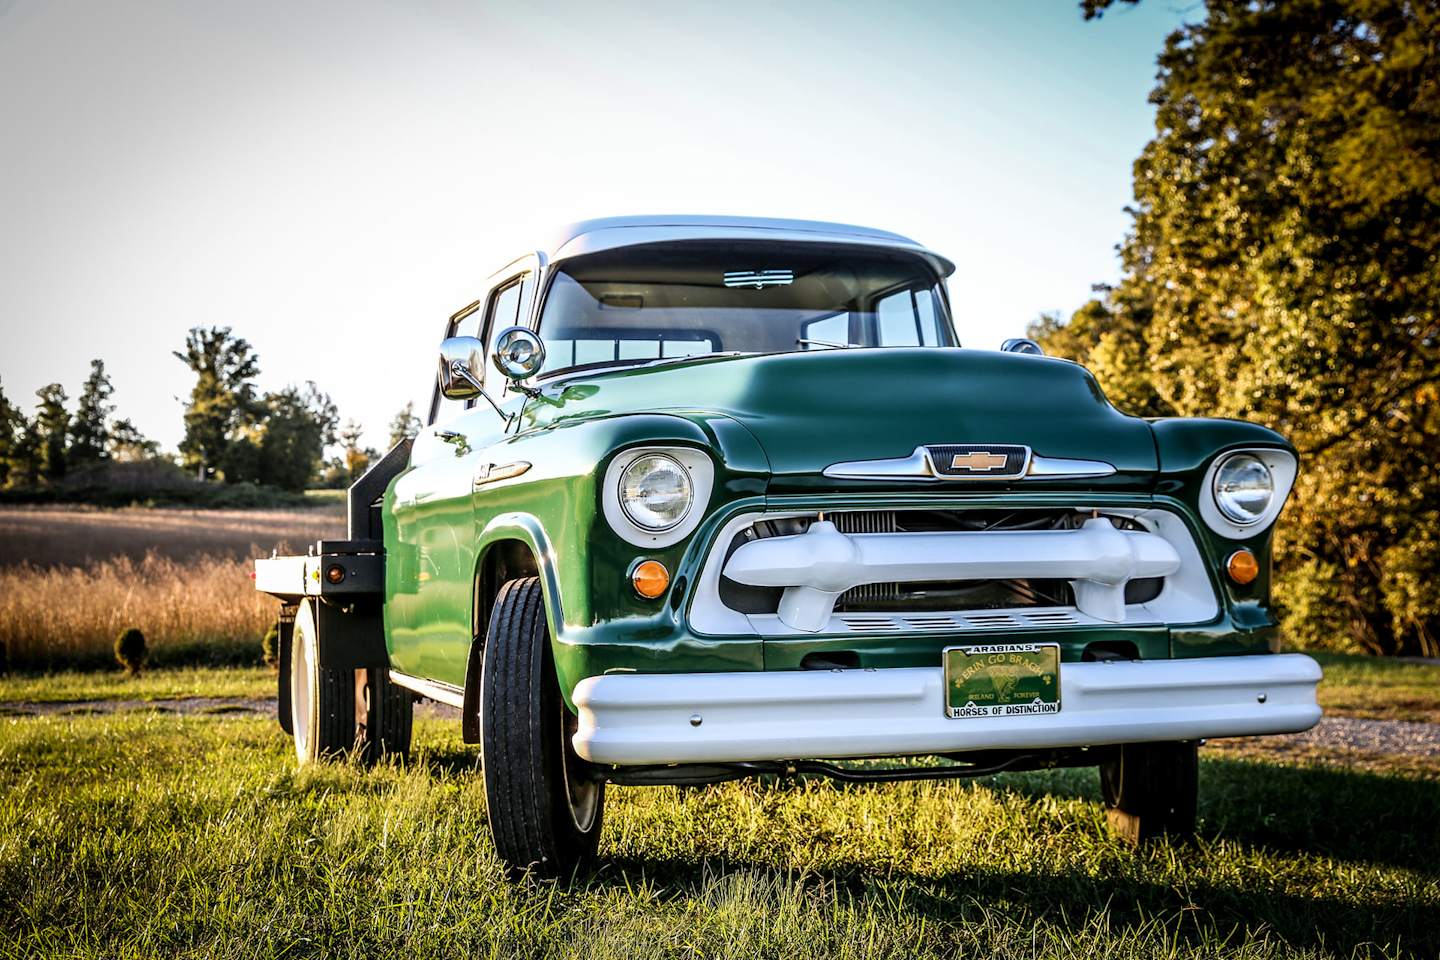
left=386, top=265, right=537, bottom=687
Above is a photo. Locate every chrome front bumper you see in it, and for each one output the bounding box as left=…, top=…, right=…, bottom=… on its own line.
left=571, top=653, right=1322, bottom=765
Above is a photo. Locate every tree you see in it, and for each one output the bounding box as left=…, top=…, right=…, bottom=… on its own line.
left=173, top=327, right=261, bottom=481
left=388, top=401, right=421, bottom=449
left=69, top=359, right=114, bottom=465
left=339, top=418, right=370, bottom=479
left=1028, top=284, right=1172, bottom=418
left=1, top=378, right=38, bottom=488
left=108, top=418, right=161, bottom=462
left=1056, top=0, right=1440, bottom=655
left=4, top=419, right=39, bottom=488
left=0, top=379, right=20, bottom=487
left=256, top=382, right=339, bottom=492
left=33, top=384, right=69, bottom=482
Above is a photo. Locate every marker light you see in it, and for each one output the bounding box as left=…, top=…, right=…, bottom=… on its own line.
left=325, top=564, right=346, bottom=584
left=1227, top=550, right=1259, bottom=585
left=631, top=560, right=670, bottom=599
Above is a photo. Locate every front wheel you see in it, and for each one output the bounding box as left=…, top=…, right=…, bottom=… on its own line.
left=1099, top=740, right=1198, bottom=843
left=481, top=577, right=605, bottom=879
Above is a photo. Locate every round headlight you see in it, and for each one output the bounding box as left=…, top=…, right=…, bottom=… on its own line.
left=1213, top=454, right=1274, bottom=525
left=619, top=454, right=693, bottom=531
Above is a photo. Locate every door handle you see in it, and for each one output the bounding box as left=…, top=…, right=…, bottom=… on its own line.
left=475, top=461, right=532, bottom=487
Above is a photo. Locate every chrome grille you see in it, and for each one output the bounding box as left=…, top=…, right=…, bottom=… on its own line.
left=833, top=610, right=1081, bottom=634
left=832, top=512, right=900, bottom=604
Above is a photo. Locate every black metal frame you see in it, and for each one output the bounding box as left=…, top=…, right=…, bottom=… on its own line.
left=594, top=746, right=1117, bottom=787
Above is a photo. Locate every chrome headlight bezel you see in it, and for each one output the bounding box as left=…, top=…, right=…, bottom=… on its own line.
left=618, top=453, right=694, bottom=532
left=1198, top=448, right=1297, bottom=540
left=1212, top=453, right=1274, bottom=526
left=601, top=447, right=715, bottom=548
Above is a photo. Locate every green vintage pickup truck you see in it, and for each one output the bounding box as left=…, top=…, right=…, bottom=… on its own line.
left=255, top=215, right=1321, bottom=879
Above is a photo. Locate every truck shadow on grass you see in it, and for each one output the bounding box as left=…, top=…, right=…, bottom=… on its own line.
left=989, top=756, right=1440, bottom=876
left=583, top=760, right=1439, bottom=958
left=590, top=847, right=1437, bottom=959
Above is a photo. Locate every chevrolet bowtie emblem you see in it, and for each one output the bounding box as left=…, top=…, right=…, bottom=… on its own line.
left=952, top=451, right=1008, bottom=471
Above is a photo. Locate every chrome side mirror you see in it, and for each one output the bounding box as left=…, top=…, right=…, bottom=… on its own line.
left=492, top=326, right=546, bottom=381
left=439, top=336, right=486, bottom=399
left=1000, top=338, right=1045, bottom=356
left=438, top=335, right=520, bottom=428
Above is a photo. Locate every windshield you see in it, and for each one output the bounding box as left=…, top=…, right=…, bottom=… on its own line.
left=535, top=241, right=954, bottom=378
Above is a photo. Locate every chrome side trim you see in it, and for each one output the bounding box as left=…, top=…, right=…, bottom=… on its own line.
left=388, top=671, right=465, bottom=709
left=822, top=446, right=1116, bottom=481
left=1024, top=454, right=1117, bottom=479
left=822, top=448, right=930, bottom=479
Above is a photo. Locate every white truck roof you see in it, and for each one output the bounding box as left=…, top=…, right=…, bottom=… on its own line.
left=547, top=215, right=956, bottom=278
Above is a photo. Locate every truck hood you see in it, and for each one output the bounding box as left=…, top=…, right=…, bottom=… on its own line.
left=521, top=348, right=1159, bottom=492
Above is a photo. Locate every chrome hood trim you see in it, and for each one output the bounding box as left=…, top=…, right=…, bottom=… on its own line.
left=822, top=446, right=1117, bottom=482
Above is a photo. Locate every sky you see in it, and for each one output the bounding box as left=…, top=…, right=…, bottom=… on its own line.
left=0, top=0, right=1200, bottom=457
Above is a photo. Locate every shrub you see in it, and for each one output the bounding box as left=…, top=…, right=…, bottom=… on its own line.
left=262, top=620, right=282, bottom=670
left=114, top=627, right=147, bottom=676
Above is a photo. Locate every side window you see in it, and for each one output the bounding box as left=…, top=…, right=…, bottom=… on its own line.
left=801, top=312, right=851, bottom=347
left=877, top=287, right=943, bottom=347
left=430, top=300, right=483, bottom=425
left=479, top=276, right=531, bottom=399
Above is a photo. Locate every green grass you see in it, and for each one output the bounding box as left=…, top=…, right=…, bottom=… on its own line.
left=0, top=707, right=1435, bottom=959
left=0, top=666, right=274, bottom=703
left=1304, top=652, right=1440, bottom=723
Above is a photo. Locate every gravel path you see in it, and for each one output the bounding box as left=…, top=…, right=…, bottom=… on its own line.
left=0, top=697, right=462, bottom=720
left=1212, top=715, right=1440, bottom=759
left=0, top=697, right=278, bottom=717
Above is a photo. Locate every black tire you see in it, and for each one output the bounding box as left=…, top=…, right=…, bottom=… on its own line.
left=290, top=599, right=356, bottom=763
left=358, top=666, right=413, bottom=764
left=1099, top=740, right=1199, bottom=843
left=481, top=577, right=605, bottom=880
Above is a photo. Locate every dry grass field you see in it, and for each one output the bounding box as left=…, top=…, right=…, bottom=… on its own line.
left=0, top=505, right=344, bottom=669
left=0, top=504, right=344, bottom=568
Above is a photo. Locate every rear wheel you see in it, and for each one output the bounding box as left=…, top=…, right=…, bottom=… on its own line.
left=358, top=666, right=413, bottom=763
left=1099, top=741, right=1198, bottom=843
left=290, top=599, right=356, bottom=763
left=481, top=577, right=604, bottom=879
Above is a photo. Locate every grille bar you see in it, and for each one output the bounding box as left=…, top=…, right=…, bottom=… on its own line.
left=833, top=610, right=1081, bottom=634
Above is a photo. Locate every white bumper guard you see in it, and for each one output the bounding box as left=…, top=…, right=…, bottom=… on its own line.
left=571, top=654, right=1322, bottom=766
left=723, top=517, right=1181, bottom=631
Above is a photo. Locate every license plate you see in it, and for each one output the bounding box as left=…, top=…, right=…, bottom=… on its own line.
left=943, top=643, right=1061, bottom=719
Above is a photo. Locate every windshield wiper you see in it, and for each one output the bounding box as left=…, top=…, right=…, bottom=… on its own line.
left=795, top=339, right=859, bottom=350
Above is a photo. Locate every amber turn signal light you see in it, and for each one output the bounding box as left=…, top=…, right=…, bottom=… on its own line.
left=631, top=559, right=669, bottom=599
left=325, top=564, right=346, bottom=584
left=1227, top=550, right=1259, bottom=585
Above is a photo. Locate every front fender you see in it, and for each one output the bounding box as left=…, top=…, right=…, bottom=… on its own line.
left=470, top=411, right=771, bottom=705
